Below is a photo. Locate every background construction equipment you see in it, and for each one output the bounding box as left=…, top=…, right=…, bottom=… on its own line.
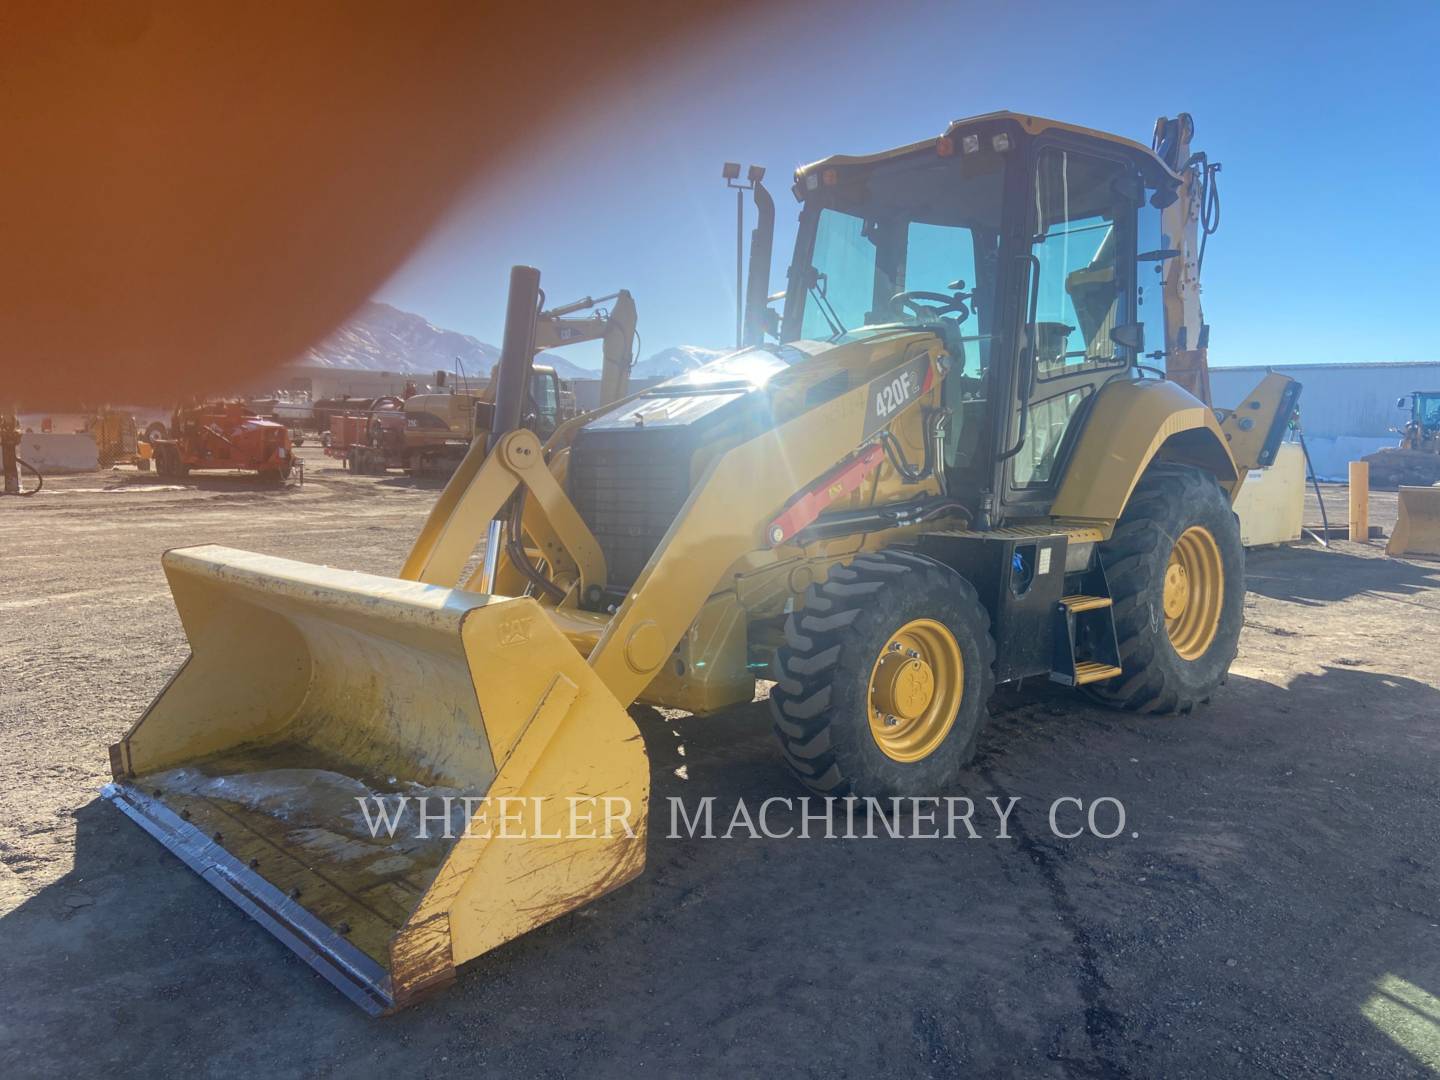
left=1364, top=390, right=1440, bottom=488
left=148, top=401, right=296, bottom=484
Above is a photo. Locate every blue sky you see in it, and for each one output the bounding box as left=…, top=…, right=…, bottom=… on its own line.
left=377, top=0, right=1439, bottom=370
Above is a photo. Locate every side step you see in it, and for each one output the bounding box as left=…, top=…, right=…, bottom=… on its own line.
left=1051, top=594, right=1122, bottom=687
left=1072, top=660, right=1125, bottom=685
left=1059, top=593, right=1111, bottom=613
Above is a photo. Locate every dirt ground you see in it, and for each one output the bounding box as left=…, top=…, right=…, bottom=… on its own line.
left=1, top=453, right=1437, bottom=1078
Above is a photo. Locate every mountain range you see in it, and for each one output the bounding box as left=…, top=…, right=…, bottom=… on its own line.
left=300, top=301, right=724, bottom=383
left=631, top=344, right=728, bottom=378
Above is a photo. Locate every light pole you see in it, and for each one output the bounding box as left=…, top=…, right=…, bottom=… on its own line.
left=723, top=162, right=765, bottom=349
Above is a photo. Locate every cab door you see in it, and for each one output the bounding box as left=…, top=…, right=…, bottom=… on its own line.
left=999, top=142, right=1139, bottom=515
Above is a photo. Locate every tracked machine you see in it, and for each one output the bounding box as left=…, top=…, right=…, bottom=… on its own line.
left=104, top=111, right=1297, bottom=1012
left=401, top=363, right=569, bottom=476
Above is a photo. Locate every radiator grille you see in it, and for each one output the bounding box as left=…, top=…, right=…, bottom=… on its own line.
left=569, top=430, right=693, bottom=590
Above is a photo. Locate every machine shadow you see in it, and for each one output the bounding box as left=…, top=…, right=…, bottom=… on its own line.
left=105, top=470, right=303, bottom=494
left=1243, top=544, right=1440, bottom=605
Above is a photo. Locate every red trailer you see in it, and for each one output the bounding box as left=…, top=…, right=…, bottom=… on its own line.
left=323, top=395, right=407, bottom=474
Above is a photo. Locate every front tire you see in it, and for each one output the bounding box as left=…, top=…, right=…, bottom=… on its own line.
left=156, top=445, right=185, bottom=478
left=1088, top=463, right=1244, bottom=714
left=769, top=550, right=996, bottom=797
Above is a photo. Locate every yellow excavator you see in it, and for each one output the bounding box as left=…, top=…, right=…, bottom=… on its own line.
left=400, top=290, right=639, bottom=473
left=103, top=111, right=1298, bottom=1013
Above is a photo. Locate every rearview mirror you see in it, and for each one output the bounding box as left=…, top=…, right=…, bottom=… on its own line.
left=1110, top=174, right=1144, bottom=204
left=1398, top=396, right=1410, bottom=410
left=1110, top=322, right=1145, bottom=353
left=1150, top=184, right=1180, bottom=209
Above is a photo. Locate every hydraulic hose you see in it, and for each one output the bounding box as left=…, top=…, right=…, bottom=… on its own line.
left=8, top=458, right=43, bottom=496
left=506, top=488, right=566, bottom=602
left=1187, top=152, right=1222, bottom=277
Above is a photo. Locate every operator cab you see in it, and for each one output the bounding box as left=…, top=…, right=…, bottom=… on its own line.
left=781, top=112, right=1182, bottom=519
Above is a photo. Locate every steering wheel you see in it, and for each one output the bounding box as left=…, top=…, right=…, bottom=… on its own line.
left=889, top=289, right=970, bottom=324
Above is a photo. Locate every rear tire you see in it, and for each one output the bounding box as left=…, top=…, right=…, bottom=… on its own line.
left=156, top=444, right=185, bottom=478
left=1087, top=463, right=1244, bottom=714
left=769, top=549, right=995, bottom=797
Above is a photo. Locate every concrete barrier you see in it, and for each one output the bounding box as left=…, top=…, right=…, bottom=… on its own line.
left=18, top=432, right=99, bottom=473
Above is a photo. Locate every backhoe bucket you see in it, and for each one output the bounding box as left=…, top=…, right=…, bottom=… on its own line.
left=104, top=545, right=648, bottom=1013
left=1388, top=486, right=1440, bottom=557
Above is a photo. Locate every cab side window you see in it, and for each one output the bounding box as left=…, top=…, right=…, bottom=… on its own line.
left=1010, top=148, right=1133, bottom=490
left=1029, top=149, right=1129, bottom=379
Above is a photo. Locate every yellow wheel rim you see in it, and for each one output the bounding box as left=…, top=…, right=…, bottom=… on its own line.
left=1164, top=525, right=1224, bottom=660
left=867, top=618, right=964, bottom=763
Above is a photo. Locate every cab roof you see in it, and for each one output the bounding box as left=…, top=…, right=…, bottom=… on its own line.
left=794, top=110, right=1178, bottom=185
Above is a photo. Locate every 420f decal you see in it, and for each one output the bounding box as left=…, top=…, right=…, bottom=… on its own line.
left=862, top=355, right=933, bottom=439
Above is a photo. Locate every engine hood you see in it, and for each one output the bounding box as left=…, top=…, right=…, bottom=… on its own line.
left=583, top=327, right=941, bottom=434
left=653, top=345, right=803, bottom=392
left=650, top=325, right=928, bottom=393
left=582, top=346, right=797, bottom=432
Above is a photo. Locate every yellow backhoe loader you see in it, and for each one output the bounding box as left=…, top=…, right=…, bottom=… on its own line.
left=104, top=111, right=1299, bottom=1013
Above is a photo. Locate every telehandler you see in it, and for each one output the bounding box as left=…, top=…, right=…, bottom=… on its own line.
left=104, top=111, right=1298, bottom=1012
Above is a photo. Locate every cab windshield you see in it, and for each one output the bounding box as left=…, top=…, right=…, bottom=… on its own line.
left=790, top=150, right=1008, bottom=378
left=1418, top=394, right=1440, bottom=429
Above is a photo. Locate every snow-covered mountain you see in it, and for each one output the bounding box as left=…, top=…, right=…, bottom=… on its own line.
left=300, top=301, right=595, bottom=381
left=631, top=345, right=728, bottom=379
left=300, top=300, right=726, bottom=385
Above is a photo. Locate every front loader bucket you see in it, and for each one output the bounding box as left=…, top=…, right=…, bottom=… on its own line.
left=104, top=545, right=648, bottom=1013
left=1388, top=486, right=1440, bottom=557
